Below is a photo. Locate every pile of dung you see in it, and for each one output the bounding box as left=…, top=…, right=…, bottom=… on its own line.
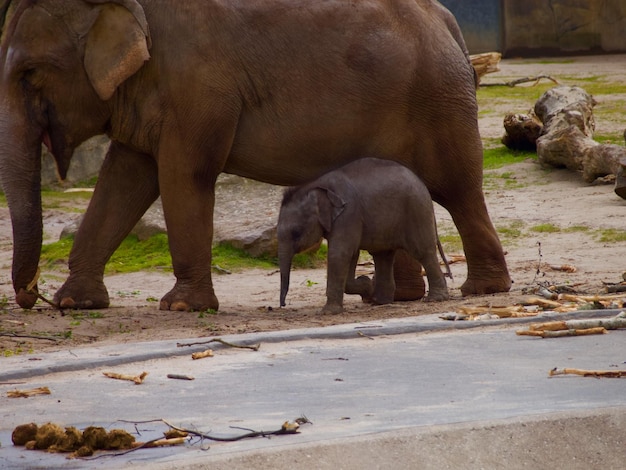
left=12, top=422, right=136, bottom=457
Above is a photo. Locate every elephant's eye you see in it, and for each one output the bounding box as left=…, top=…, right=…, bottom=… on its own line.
left=21, top=67, right=44, bottom=90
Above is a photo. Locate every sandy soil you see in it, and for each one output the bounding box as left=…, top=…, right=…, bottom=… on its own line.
left=1, top=55, right=626, bottom=354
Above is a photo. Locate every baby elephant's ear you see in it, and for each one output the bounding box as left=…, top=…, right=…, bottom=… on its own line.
left=316, top=188, right=346, bottom=232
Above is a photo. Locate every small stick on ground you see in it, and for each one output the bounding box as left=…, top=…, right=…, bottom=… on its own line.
left=166, top=374, right=195, bottom=380
left=103, top=371, right=148, bottom=385
left=191, top=349, right=214, bottom=360
left=177, top=337, right=260, bottom=351
left=517, top=327, right=607, bottom=338
left=549, top=367, right=626, bottom=378
left=26, top=268, right=66, bottom=316
left=7, top=386, right=51, bottom=398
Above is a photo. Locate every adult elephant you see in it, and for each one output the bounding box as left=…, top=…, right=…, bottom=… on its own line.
left=0, top=0, right=510, bottom=311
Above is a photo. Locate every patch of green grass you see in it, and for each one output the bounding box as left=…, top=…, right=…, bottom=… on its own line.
left=595, top=229, right=626, bottom=243
left=477, top=82, right=555, bottom=103
left=496, top=220, right=525, bottom=240
left=211, top=242, right=277, bottom=271
left=564, top=225, right=590, bottom=233
left=483, top=146, right=536, bottom=170
left=40, top=234, right=302, bottom=275
left=40, top=190, right=91, bottom=211
left=530, top=223, right=560, bottom=233
left=439, top=233, right=463, bottom=253
left=593, top=133, right=624, bottom=145
left=291, top=243, right=328, bottom=269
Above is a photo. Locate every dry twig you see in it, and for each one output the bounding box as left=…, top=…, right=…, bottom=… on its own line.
left=480, top=75, right=559, bottom=87
left=178, top=337, right=260, bottom=351
left=7, top=386, right=51, bottom=398
left=191, top=349, right=214, bottom=360
left=549, top=367, right=626, bottom=378
left=103, top=371, right=148, bottom=385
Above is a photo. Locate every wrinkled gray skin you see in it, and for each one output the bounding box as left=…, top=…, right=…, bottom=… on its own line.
left=278, top=158, right=450, bottom=314
left=0, top=0, right=510, bottom=312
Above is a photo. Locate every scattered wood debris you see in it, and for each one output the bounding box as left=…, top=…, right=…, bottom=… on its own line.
left=7, top=386, right=51, bottom=398
left=516, top=311, right=626, bottom=338
left=166, top=374, right=195, bottom=380
left=470, top=52, right=501, bottom=81
left=191, top=349, right=214, bottom=360
left=549, top=368, right=626, bottom=378
left=177, top=337, right=261, bottom=359
left=441, top=284, right=626, bottom=321
left=102, top=371, right=148, bottom=385
left=179, top=337, right=260, bottom=351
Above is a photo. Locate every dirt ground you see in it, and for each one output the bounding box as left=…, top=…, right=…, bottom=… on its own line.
left=1, top=55, right=626, bottom=354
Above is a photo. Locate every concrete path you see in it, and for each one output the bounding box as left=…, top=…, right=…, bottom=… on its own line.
left=0, top=310, right=625, bottom=469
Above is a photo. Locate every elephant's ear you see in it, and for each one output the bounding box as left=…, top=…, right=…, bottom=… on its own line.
left=316, top=188, right=346, bottom=233
left=84, top=1, right=151, bottom=101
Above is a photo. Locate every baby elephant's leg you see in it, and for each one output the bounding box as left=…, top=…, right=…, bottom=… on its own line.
left=420, top=254, right=449, bottom=302
left=371, top=251, right=396, bottom=305
left=345, top=251, right=374, bottom=302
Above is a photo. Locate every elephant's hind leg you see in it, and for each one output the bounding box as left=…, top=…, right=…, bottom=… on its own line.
left=344, top=251, right=373, bottom=302
left=391, top=249, right=426, bottom=301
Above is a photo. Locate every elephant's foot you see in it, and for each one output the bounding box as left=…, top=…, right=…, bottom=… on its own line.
left=461, top=275, right=512, bottom=296
left=321, top=302, right=343, bottom=314
left=54, top=277, right=110, bottom=309
left=159, top=283, right=219, bottom=312
left=372, top=294, right=394, bottom=305
left=345, top=275, right=374, bottom=302
left=424, top=289, right=450, bottom=302
left=16, top=288, right=38, bottom=309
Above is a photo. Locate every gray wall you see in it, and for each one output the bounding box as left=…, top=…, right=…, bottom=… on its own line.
left=440, top=0, right=626, bottom=56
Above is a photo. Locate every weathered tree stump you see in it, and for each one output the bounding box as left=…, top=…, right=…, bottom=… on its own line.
left=470, top=52, right=501, bottom=82
left=502, top=112, right=543, bottom=151
left=503, top=85, right=626, bottom=199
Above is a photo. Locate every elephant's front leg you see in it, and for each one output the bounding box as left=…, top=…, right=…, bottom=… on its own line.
left=55, top=144, right=159, bottom=309
left=323, top=244, right=358, bottom=314
left=155, top=125, right=232, bottom=312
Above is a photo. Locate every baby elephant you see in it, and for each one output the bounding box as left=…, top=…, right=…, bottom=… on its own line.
left=278, top=158, right=450, bottom=314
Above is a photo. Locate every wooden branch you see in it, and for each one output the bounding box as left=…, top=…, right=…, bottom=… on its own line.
left=177, top=337, right=260, bottom=351
left=103, top=371, right=148, bottom=385
left=517, top=312, right=626, bottom=337
left=7, top=387, right=51, bottom=398
left=470, top=52, right=501, bottom=81
left=160, top=417, right=308, bottom=442
left=0, top=332, right=60, bottom=342
left=517, top=327, right=606, bottom=338
left=481, top=74, right=558, bottom=87
left=549, top=367, right=626, bottom=378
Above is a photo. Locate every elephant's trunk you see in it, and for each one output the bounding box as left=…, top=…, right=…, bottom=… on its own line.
left=279, top=246, right=294, bottom=307
left=0, top=104, right=44, bottom=309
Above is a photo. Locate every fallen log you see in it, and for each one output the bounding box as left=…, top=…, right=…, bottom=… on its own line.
left=502, top=85, right=626, bottom=198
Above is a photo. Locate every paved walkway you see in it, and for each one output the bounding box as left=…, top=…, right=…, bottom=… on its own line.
left=1, top=310, right=625, bottom=469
